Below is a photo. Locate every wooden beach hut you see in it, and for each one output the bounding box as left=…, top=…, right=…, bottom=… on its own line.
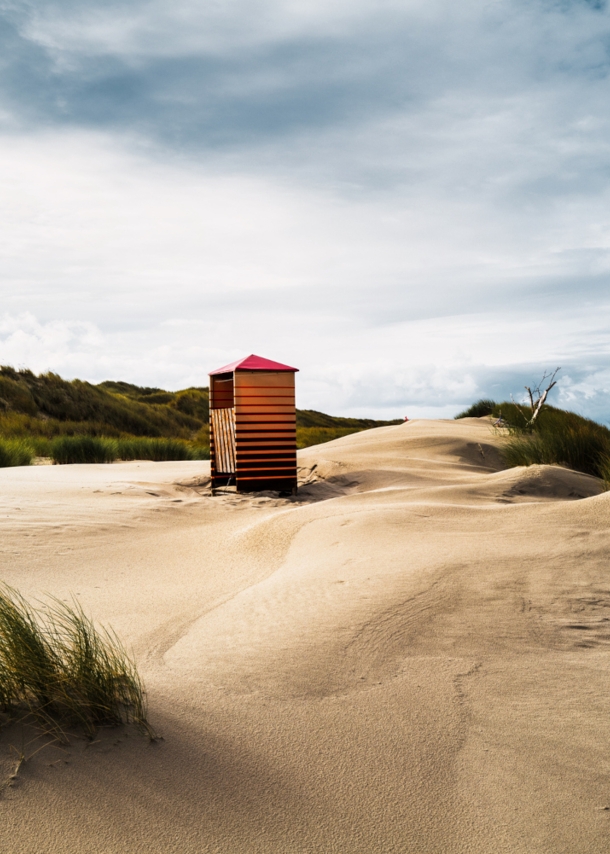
left=209, top=354, right=299, bottom=494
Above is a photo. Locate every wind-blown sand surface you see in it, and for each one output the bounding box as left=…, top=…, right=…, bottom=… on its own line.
left=1, top=417, right=609, bottom=852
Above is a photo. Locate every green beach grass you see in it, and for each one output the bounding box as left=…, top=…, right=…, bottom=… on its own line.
left=456, top=399, right=610, bottom=483
left=0, top=585, right=154, bottom=741
left=0, top=438, right=35, bottom=468
left=45, top=435, right=210, bottom=465
left=0, top=366, right=399, bottom=466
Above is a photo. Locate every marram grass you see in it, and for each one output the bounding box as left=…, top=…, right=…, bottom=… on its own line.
left=50, top=435, right=116, bottom=465
left=0, top=586, right=155, bottom=741
left=0, top=438, right=35, bottom=468
left=456, top=399, right=610, bottom=485
left=501, top=426, right=610, bottom=480
left=47, top=435, right=209, bottom=464
left=454, top=399, right=496, bottom=419
left=493, top=405, right=610, bottom=481
left=113, top=437, right=209, bottom=462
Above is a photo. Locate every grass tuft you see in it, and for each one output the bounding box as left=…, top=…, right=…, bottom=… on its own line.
left=0, top=586, right=154, bottom=741
left=502, top=425, right=610, bottom=479
left=114, top=437, right=207, bottom=462
left=455, top=399, right=496, bottom=419
left=46, top=435, right=210, bottom=464
left=0, top=438, right=35, bottom=468
left=600, top=456, right=610, bottom=489
left=50, top=436, right=116, bottom=465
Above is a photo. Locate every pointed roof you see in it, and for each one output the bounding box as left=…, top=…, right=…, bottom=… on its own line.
left=209, top=354, right=299, bottom=375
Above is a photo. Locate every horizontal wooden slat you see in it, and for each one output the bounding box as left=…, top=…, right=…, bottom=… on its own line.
left=237, top=466, right=296, bottom=477
left=236, top=411, right=296, bottom=419
left=235, top=402, right=295, bottom=409
left=238, top=454, right=297, bottom=462
left=237, top=442, right=297, bottom=449
left=234, top=394, right=295, bottom=400
left=238, top=463, right=297, bottom=468
left=236, top=428, right=296, bottom=433
left=237, top=442, right=296, bottom=448
left=236, top=432, right=295, bottom=437
left=236, top=434, right=295, bottom=440
left=236, top=412, right=295, bottom=417
left=235, top=392, right=294, bottom=398
left=235, top=398, right=294, bottom=403
left=234, top=373, right=295, bottom=389
left=236, top=414, right=296, bottom=420
left=237, top=472, right=296, bottom=478
left=238, top=440, right=295, bottom=446
left=236, top=414, right=295, bottom=422
left=237, top=447, right=296, bottom=454
left=236, top=404, right=295, bottom=410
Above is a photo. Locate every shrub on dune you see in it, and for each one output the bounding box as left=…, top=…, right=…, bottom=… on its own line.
left=0, top=586, right=153, bottom=740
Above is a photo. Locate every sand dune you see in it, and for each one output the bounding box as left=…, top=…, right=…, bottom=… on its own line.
left=1, top=418, right=609, bottom=852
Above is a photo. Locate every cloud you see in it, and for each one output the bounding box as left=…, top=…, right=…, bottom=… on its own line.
left=0, top=312, right=104, bottom=372
left=2, top=0, right=610, bottom=149
left=0, top=1, right=609, bottom=419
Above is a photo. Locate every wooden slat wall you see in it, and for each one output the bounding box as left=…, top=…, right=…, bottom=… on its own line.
left=210, top=374, right=237, bottom=484
left=210, top=375, right=234, bottom=409
left=233, top=370, right=297, bottom=492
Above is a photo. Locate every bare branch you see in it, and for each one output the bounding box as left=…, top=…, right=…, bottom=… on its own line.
left=523, top=367, right=561, bottom=428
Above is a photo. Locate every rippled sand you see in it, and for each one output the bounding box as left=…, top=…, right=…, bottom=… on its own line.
left=1, top=417, right=609, bottom=853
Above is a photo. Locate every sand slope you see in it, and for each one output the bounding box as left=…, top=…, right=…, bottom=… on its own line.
left=1, top=418, right=609, bottom=853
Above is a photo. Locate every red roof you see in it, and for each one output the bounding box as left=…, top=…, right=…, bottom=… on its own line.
left=209, top=354, right=299, bottom=375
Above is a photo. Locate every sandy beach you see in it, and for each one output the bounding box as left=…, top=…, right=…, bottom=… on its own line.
left=1, top=417, right=609, bottom=853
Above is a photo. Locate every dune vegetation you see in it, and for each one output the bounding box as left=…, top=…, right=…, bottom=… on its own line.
left=0, top=585, right=153, bottom=741
left=48, top=436, right=208, bottom=465
left=456, top=399, right=610, bottom=482
left=0, top=367, right=400, bottom=466
left=0, top=438, right=35, bottom=468
left=0, top=366, right=208, bottom=439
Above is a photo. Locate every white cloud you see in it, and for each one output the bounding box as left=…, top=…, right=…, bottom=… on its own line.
left=16, top=0, right=447, bottom=60
left=1, top=1, right=609, bottom=419
left=0, top=312, right=104, bottom=373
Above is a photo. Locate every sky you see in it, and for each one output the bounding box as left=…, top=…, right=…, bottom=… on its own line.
left=1, top=0, right=609, bottom=420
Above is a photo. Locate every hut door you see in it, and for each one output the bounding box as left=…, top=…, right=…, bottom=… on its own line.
left=211, top=408, right=236, bottom=474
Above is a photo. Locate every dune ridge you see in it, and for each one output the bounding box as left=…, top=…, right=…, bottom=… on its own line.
left=1, top=418, right=609, bottom=853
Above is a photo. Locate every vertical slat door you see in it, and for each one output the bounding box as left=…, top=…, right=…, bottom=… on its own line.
left=210, top=408, right=236, bottom=474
